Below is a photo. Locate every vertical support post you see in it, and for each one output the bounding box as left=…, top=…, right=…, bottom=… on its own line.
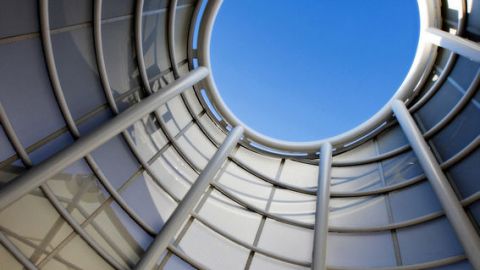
left=392, top=100, right=480, bottom=269
left=135, top=126, right=244, bottom=270
left=312, top=143, right=332, bottom=270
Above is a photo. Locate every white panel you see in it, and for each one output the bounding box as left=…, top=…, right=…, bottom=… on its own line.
left=150, top=146, right=198, bottom=200
left=175, top=124, right=217, bottom=169
left=0, top=242, right=23, bottom=270
left=177, top=220, right=250, bottom=270
left=279, top=159, right=318, bottom=188
left=164, top=255, right=195, bottom=270
left=158, top=95, right=193, bottom=137
left=198, top=190, right=262, bottom=244
left=198, top=113, right=227, bottom=145
left=128, top=119, right=158, bottom=161
left=250, top=254, right=309, bottom=270
left=44, top=235, right=114, bottom=270
left=269, top=189, right=316, bottom=223
left=329, top=196, right=390, bottom=227
left=327, top=232, right=396, bottom=268
left=144, top=173, right=178, bottom=225
left=257, top=219, right=313, bottom=262
left=174, top=5, right=194, bottom=64
left=331, top=164, right=382, bottom=193
left=0, top=190, right=73, bottom=254
left=183, top=88, right=204, bottom=116
left=216, top=162, right=273, bottom=210
left=333, top=140, right=377, bottom=162
left=397, top=218, right=464, bottom=265
left=234, top=147, right=281, bottom=179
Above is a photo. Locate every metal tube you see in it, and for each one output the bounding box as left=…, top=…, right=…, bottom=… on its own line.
left=0, top=67, right=208, bottom=211
left=392, top=100, right=480, bottom=269
left=425, top=28, right=480, bottom=62
left=312, top=143, right=332, bottom=270
left=135, top=126, right=244, bottom=270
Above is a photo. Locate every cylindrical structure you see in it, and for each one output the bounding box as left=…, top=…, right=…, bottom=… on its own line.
left=0, top=0, right=479, bottom=269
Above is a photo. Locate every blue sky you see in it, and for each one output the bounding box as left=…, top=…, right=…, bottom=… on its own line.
left=211, top=1, right=419, bottom=142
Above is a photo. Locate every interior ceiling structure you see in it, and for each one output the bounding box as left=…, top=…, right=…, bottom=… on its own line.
left=0, top=0, right=479, bottom=269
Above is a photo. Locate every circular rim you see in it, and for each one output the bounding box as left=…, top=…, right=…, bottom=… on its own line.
left=198, top=0, right=440, bottom=152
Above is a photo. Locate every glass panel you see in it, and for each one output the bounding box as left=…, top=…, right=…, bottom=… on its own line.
left=269, top=189, right=316, bottom=223
left=176, top=220, right=250, bottom=270
left=234, top=147, right=281, bottom=179
left=330, top=196, right=389, bottom=227
left=327, top=231, right=396, bottom=268
left=175, top=124, right=216, bottom=170
left=389, top=181, right=442, bottom=222
left=250, top=253, right=309, bottom=270
left=257, top=219, right=313, bottom=262
left=396, top=218, right=464, bottom=265
left=198, top=189, right=262, bottom=245
left=279, top=160, right=318, bottom=188
left=216, top=161, right=273, bottom=210
left=331, top=164, right=382, bottom=193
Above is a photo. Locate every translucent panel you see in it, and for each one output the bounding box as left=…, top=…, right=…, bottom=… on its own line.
left=44, top=235, right=114, bottom=270
left=0, top=0, right=38, bottom=38
left=0, top=38, right=66, bottom=147
left=77, top=106, right=114, bottom=136
left=30, top=132, right=74, bottom=165
left=269, top=189, right=316, bottom=223
left=198, top=113, right=227, bottom=145
left=449, top=56, right=480, bottom=90
left=121, top=173, right=176, bottom=231
left=257, top=219, right=313, bottom=262
left=333, top=140, right=377, bottom=162
left=216, top=161, right=273, bottom=210
left=0, top=188, right=73, bottom=257
left=146, top=116, right=170, bottom=150
left=174, top=5, right=195, bottom=63
left=145, top=171, right=178, bottom=221
left=330, top=196, right=390, bottom=227
left=159, top=95, right=193, bottom=137
left=234, top=147, right=281, bottom=179
left=327, top=232, right=396, bottom=268
left=88, top=201, right=152, bottom=254
left=431, top=101, right=480, bottom=162
left=102, top=17, right=141, bottom=96
left=127, top=119, right=159, bottom=162
left=250, top=253, right=309, bottom=270
left=0, top=241, right=23, bottom=270
left=382, top=151, right=423, bottom=186
left=279, top=159, right=318, bottom=188
left=331, top=164, right=382, bottom=193
left=397, top=218, right=464, bottom=265
left=164, top=255, right=196, bottom=270
left=198, top=190, right=262, bottom=244
left=175, top=124, right=217, bottom=169
left=91, top=135, right=140, bottom=189
left=49, top=0, right=92, bottom=29
left=177, top=220, right=250, bottom=270
left=183, top=88, right=204, bottom=116
left=149, top=146, right=198, bottom=200
left=142, top=8, right=170, bottom=77
left=389, top=181, right=442, bottom=222
left=415, top=81, right=462, bottom=131
left=377, top=126, right=409, bottom=153
left=447, top=147, right=480, bottom=199
left=51, top=27, right=106, bottom=119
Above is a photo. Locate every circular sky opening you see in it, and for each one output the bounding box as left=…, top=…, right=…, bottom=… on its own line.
left=211, top=0, right=420, bottom=142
